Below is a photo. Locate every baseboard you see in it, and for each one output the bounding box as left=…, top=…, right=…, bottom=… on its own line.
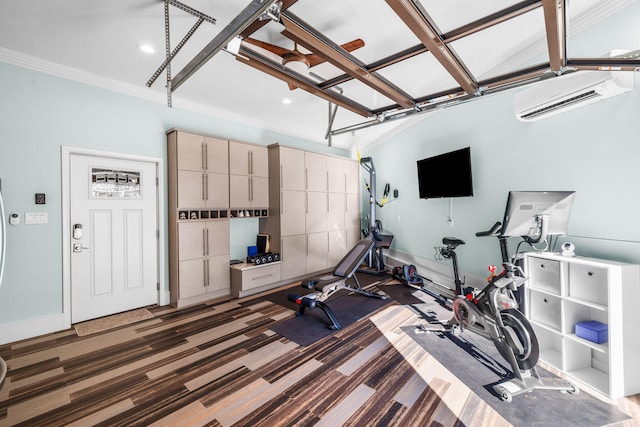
left=0, top=312, right=68, bottom=345
left=384, top=248, right=485, bottom=290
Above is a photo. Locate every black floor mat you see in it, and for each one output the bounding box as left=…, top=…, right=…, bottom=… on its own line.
left=265, top=273, right=394, bottom=346
left=403, top=299, right=630, bottom=427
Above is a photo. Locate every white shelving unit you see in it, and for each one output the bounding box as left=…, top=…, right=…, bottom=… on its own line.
left=524, top=252, right=640, bottom=398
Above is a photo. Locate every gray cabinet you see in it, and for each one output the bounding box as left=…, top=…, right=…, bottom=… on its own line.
left=168, top=130, right=231, bottom=308
left=261, top=144, right=360, bottom=282
left=229, top=141, right=269, bottom=211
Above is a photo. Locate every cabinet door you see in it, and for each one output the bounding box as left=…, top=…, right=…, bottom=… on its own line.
left=326, top=156, right=345, bottom=193
left=344, top=159, right=360, bottom=194
left=306, top=192, right=328, bottom=234
left=305, top=152, right=327, bottom=191
left=179, top=259, right=207, bottom=299
left=178, top=222, right=205, bottom=260
left=281, top=235, right=307, bottom=280
left=251, top=176, right=269, bottom=207
left=251, top=145, right=269, bottom=178
left=307, top=232, right=328, bottom=273
left=177, top=170, right=206, bottom=208
left=229, top=141, right=251, bottom=176
left=206, top=220, right=229, bottom=256
left=328, top=230, right=346, bottom=266
left=205, top=137, right=228, bottom=174
left=281, top=190, right=306, bottom=236
left=327, top=192, right=345, bottom=232
left=207, top=172, right=229, bottom=208
left=345, top=193, right=360, bottom=231
left=280, top=146, right=305, bottom=191
left=229, top=175, right=250, bottom=208
left=207, top=255, right=230, bottom=294
left=176, top=132, right=205, bottom=171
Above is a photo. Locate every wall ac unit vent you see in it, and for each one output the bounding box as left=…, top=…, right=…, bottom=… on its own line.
left=515, top=70, right=634, bottom=122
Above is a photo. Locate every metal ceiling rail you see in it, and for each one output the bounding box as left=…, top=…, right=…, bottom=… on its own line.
left=386, top=0, right=479, bottom=96
left=329, top=63, right=558, bottom=136
left=280, top=11, right=416, bottom=109
left=542, top=0, right=566, bottom=73
left=167, top=0, right=217, bottom=24
left=171, top=0, right=275, bottom=92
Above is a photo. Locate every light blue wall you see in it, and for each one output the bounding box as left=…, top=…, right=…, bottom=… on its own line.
left=364, top=73, right=640, bottom=276
left=0, top=61, right=348, bottom=324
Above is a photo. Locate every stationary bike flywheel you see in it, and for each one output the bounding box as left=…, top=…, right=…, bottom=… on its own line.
left=497, top=309, right=539, bottom=371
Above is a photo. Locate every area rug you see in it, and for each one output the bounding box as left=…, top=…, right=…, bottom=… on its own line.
left=74, top=308, right=155, bottom=337
left=266, top=274, right=394, bottom=346
left=402, top=299, right=630, bottom=427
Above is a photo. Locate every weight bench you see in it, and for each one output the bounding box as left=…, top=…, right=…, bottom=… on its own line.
left=287, top=239, right=387, bottom=330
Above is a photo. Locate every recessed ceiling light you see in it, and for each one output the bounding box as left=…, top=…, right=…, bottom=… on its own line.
left=137, top=43, right=156, bottom=54
left=282, top=98, right=292, bottom=104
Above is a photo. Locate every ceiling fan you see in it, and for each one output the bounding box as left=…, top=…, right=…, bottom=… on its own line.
left=242, top=36, right=365, bottom=89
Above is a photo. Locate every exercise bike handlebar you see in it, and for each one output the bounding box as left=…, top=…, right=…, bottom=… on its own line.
left=476, top=221, right=502, bottom=238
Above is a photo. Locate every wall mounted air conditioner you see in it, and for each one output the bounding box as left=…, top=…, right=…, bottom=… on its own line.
left=515, top=69, right=634, bottom=122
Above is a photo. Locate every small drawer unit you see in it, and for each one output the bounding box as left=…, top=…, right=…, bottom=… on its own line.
left=230, top=262, right=282, bottom=297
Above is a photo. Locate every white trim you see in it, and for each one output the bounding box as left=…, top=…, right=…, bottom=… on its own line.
left=0, top=313, right=67, bottom=345
left=0, top=47, right=330, bottom=146
left=61, top=146, right=167, bottom=331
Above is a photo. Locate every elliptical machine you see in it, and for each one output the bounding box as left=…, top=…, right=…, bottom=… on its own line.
left=420, top=191, right=579, bottom=401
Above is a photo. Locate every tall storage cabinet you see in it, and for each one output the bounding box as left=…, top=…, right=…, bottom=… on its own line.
left=260, top=144, right=360, bottom=282
left=524, top=252, right=640, bottom=398
left=168, top=130, right=231, bottom=308
left=229, top=141, right=269, bottom=210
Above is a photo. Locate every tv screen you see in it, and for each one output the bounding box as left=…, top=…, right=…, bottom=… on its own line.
left=417, top=147, right=473, bottom=199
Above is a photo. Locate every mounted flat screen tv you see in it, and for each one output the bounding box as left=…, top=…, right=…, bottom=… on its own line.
left=417, top=147, right=473, bottom=199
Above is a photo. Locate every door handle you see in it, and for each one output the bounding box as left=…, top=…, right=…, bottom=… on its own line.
left=73, top=243, right=91, bottom=253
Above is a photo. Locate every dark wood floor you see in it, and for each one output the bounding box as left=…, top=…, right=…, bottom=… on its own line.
left=0, top=281, right=638, bottom=426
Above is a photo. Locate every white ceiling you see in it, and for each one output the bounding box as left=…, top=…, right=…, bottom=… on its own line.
left=0, top=0, right=637, bottom=150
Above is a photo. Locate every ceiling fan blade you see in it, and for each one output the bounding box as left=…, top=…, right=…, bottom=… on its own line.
left=306, top=38, right=365, bottom=67
left=243, top=37, right=292, bottom=58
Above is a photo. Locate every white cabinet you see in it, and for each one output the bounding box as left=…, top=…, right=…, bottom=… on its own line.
left=305, top=152, right=327, bottom=192
left=524, top=252, right=640, bottom=398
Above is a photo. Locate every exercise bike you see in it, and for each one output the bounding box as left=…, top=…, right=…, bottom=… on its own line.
left=420, top=221, right=578, bottom=402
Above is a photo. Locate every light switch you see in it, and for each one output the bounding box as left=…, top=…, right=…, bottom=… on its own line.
left=25, top=213, right=48, bottom=225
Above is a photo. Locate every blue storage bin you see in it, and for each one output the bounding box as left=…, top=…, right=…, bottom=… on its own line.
left=575, top=320, right=608, bottom=344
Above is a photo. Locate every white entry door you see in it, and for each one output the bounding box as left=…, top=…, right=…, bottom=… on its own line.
left=70, top=154, right=158, bottom=323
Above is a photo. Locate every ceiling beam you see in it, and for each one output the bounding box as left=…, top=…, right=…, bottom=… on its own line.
left=240, top=0, right=298, bottom=37
left=171, top=0, right=274, bottom=92
left=236, top=46, right=373, bottom=118
left=280, top=11, right=415, bottom=109
left=542, top=0, right=566, bottom=72
left=386, top=0, right=479, bottom=95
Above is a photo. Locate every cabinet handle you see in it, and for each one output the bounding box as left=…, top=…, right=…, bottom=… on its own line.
left=250, top=151, right=254, bottom=175
left=203, top=259, right=207, bottom=288
left=202, top=173, right=206, bottom=201
left=204, top=143, right=208, bottom=171
left=206, top=228, right=210, bottom=255
left=326, top=171, right=329, bottom=192
left=202, top=229, right=207, bottom=256
left=305, top=168, right=308, bottom=190
left=202, top=142, right=206, bottom=170
left=252, top=274, right=273, bottom=281
left=249, top=177, right=253, bottom=202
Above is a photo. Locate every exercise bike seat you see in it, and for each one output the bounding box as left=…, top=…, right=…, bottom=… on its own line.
left=442, top=237, right=465, bottom=247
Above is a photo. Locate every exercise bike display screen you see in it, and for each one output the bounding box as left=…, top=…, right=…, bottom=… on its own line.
left=417, top=147, right=473, bottom=199
left=501, top=191, right=576, bottom=238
